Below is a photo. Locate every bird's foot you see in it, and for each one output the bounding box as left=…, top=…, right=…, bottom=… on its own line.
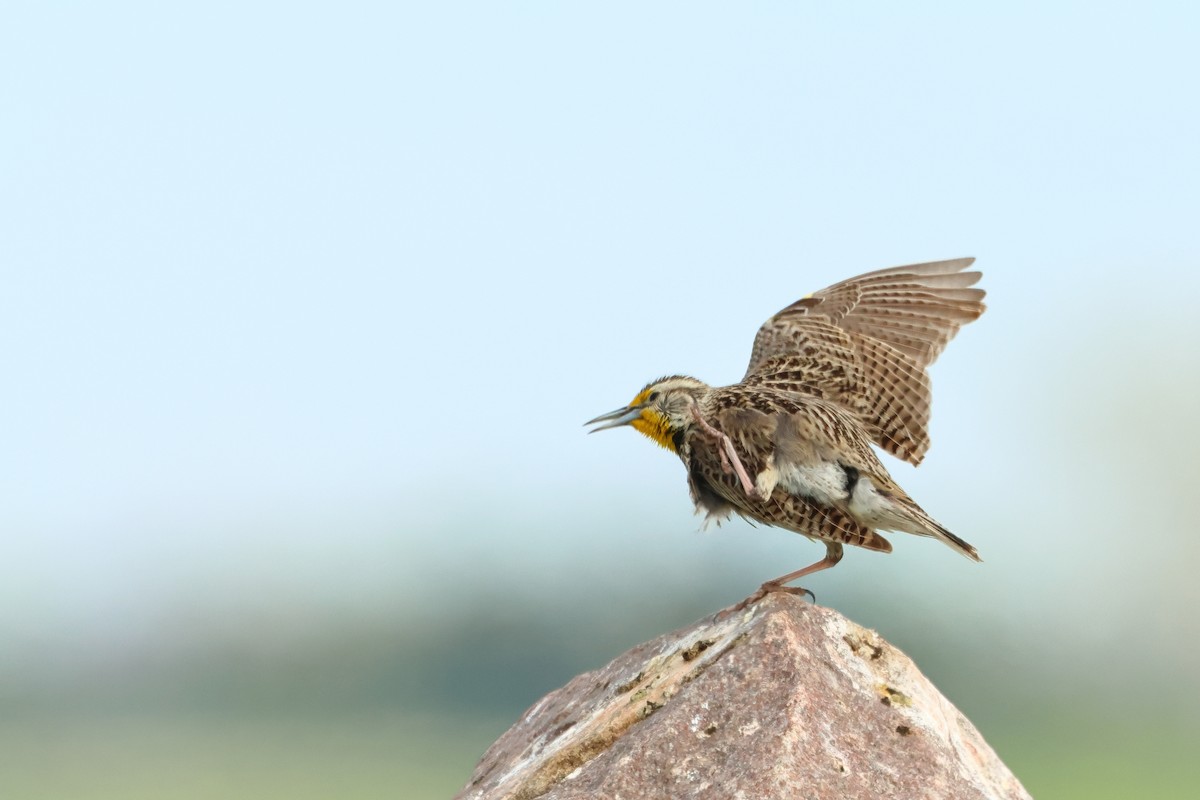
left=732, top=581, right=815, bottom=612
left=715, top=452, right=759, bottom=499
left=716, top=445, right=734, bottom=475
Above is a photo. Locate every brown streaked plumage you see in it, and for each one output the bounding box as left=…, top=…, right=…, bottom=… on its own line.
left=744, top=257, right=985, bottom=465
left=586, top=258, right=985, bottom=602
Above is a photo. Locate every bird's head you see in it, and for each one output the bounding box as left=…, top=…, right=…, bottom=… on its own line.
left=585, top=375, right=710, bottom=452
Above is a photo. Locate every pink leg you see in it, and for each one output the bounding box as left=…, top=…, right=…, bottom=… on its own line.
left=736, top=542, right=844, bottom=609
left=688, top=405, right=731, bottom=473
left=689, top=405, right=758, bottom=499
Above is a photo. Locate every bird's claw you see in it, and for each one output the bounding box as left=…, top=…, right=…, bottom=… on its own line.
left=734, top=582, right=815, bottom=611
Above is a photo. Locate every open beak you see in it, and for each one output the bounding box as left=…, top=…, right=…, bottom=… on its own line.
left=584, top=405, right=643, bottom=433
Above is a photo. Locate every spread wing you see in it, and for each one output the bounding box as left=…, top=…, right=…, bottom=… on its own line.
left=742, top=258, right=985, bottom=465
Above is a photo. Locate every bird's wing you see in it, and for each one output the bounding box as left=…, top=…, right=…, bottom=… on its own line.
left=742, top=258, right=985, bottom=465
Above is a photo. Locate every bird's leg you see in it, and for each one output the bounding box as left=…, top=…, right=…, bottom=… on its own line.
left=688, top=404, right=733, bottom=475
left=736, top=542, right=844, bottom=609
left=689, top=404, right=758, bottom=499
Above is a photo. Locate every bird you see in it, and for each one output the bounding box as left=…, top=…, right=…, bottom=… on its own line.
left=585, top=257, right=986, bottom=603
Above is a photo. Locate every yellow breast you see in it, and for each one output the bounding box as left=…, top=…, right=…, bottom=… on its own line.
left=631, top=408, right=677, bottom=452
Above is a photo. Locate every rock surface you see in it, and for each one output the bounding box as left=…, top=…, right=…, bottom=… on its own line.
left=456, top=593, right=1031, bottom=800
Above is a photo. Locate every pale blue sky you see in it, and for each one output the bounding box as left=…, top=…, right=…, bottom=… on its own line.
left=2, top=3, right=1198, bottom=701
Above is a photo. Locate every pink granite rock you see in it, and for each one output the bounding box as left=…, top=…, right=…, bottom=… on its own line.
left=457, top=593, right=1030, bottom=800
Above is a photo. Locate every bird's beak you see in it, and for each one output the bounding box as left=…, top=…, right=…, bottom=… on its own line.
left=584, top=405, right=643, bottom=434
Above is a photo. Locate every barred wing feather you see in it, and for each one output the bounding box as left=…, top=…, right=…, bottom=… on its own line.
left=742, top=258, right=985, bottom=465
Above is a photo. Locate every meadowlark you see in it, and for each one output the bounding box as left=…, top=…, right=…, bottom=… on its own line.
left=586, top=258, right=985, bottom=601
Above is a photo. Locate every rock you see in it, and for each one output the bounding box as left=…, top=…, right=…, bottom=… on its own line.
left=456, top=593, right=1031, bottom=800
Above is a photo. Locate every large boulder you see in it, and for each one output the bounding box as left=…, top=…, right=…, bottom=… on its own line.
left=457, top=593, right=1030, bottom=800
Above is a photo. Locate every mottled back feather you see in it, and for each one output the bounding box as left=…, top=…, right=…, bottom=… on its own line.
left=743, top=258, right=985, bottom=465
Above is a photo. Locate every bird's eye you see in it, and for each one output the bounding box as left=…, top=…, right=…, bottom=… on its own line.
left=647, top=391, right=660, bottom=402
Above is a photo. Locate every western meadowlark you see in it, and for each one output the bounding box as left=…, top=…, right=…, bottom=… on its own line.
left=586, top=258, right=985, bottom=602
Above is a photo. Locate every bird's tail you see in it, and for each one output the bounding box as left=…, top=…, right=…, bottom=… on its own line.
left=895, top=497, right=981, bottom=562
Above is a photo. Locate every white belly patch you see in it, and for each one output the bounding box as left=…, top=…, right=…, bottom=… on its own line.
left=777, top=461, right=849, bottom=505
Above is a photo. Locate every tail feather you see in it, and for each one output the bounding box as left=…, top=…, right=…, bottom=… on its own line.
left=900, top=499, right=981, bottom=561
left=845, top=472, right=981, bottom=561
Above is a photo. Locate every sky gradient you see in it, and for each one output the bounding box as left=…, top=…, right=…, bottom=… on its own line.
left=3, top=3, right=1199, bottom=749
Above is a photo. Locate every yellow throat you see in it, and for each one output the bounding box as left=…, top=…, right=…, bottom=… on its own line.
left=627, top=389, right=677, bottom=452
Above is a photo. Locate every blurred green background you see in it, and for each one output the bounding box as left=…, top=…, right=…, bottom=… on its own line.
left=3, top=3, right=1198, bottom=798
